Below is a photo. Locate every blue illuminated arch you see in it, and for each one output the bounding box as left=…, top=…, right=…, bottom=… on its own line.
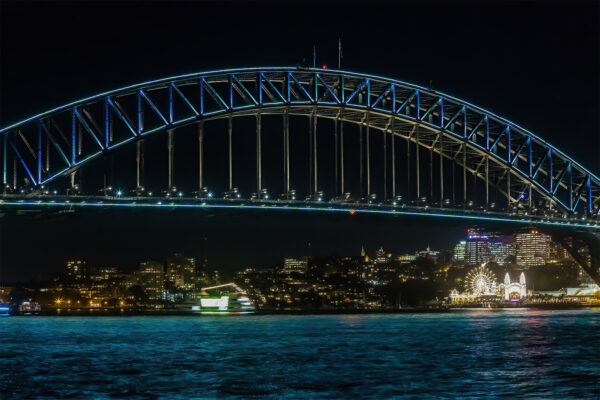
left=0, top=67, right=598, bottom=216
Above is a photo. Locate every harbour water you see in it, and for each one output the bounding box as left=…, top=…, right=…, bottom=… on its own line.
left=1, top=309, right=598, bottom=399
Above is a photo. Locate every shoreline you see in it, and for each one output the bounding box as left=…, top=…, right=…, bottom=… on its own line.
left=7, top=303, right=597, bottom=316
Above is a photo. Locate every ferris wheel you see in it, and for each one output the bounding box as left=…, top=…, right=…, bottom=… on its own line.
left=466, top=265, right=497, bottom=295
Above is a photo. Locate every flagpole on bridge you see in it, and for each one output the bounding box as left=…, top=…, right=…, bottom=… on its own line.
left=338, top=39, right=342, bottom=69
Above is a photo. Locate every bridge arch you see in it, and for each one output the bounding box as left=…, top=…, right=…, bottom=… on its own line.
left=0, top=67, right=598, bottom=218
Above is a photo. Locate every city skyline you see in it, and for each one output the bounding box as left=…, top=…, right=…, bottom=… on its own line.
left=3, top=222, right=583, bottom=283
left=4, top=225, right=593, bottom=315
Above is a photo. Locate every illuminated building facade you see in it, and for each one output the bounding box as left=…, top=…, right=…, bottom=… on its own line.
left=453, top=241, right=466, bottom=262
left=503, top=272, right=527, bottom=301
left=465, top=230, right=491, bottom=265
left=398, top=254, right=416, bottom=262
left=489, top=236, right=515, bottom=265
left=417, top=245, right=440, bottom=261
left=549, top=240, right=570, bottom=262
left=166, top=253, right=196, bottom=289
left=66, top=260, right=87, bottom=280
left=282, top=258, right=308, bottom=274
left=374, top=247, right=390, bottom=264
left=135, top=261, right=165, bottom=300
left=515, top=230, right=551, bottom=267
left=90, top=267, right=118, bottom=281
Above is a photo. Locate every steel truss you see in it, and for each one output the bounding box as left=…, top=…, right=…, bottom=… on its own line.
left=0, top=67, right=598, bottom=220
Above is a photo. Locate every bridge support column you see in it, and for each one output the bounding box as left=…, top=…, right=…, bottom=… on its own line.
left=198, top=122, right=204, bottom=192
left=383, top=119, right=388, bottom=200
left=463, top=144, right=467, bottom=208
left=283, top=110, right=290, bottom=194
left=359, top=116, right=364, bottom=197
left=308, top=112, right=313, bottom=195
left=407, top=129, right=411, bottom=201
left=340, top=115, right=345, bottom=194
left=13, top=158, right=17, bottom=190
left=429, top=146, right=433, bottom=201
left=256, top=112, right=262, bottom=193
left=168, top=129, right=174, bottom=191
left=485, top=156, right=489, bottom=209
left=416, top=127, right=420, bottom=200
left=45, top=137, right=50, bottom=177
left=440, top=133, right=444, bottom=205
left=2, top=135, right=6, bottom=192
left=334, top=112, right=339, bottom=196
left=313, top=109, right=318, bottom=194
left=452, top=161, right=455, bottom=205
left=78, top=120, right=82, bottom=157
left=507, top=170, right=511, bottom=209
left=228, top=116, right=233, bottom=192
left=391, top=118, right=395, bottom=198
left=136, top=141, right=144, bottom=192
left=366, top=112, right=370, bottom=196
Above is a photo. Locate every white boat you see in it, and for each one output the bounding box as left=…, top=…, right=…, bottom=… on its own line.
left=195, top=283, right=255, bottom=314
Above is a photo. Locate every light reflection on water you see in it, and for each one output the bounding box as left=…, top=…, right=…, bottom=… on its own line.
left=1, top=309, right=598, bottom=399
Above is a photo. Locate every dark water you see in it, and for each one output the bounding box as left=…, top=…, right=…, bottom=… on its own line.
left=1, top=310, right=598, bottom=399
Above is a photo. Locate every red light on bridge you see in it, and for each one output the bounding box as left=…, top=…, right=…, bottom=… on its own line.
left=322, top=64, right=328, bottom=69
left=349, top=209, right=356, bottom=215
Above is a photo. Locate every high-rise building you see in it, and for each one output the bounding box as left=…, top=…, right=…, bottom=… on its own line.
left=166, top=254, right=196, bottom=289
left=489, top=236, right=515, bottom=265
left=66, top=260, right=87, bottom=280
left=135, top=261, right=165, bottom=300
left=282, top=258, right=308, bottom=274
left=515, top=230, right=551, bottom=267
left=374, top=247, right=391, bottom=264
left=549, top=239, right=570, bottom=262
left=90, top=266, right=119, bottom=281
left=453, top=241, right=466, bottom=262
left=465, top=229, right=491, bottom=265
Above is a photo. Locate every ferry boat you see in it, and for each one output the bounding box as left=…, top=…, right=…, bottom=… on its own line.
left=0, top=303, right=9, bottom=316
left=18, top=300, right=41, bottom=315
left=193, top=283, right=255, bottom=314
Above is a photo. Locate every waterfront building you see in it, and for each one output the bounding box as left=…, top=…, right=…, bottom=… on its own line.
left=548, top=240, right=570, bottom=263
left=503, top=272, right=527, bottom=301
left=282, top=257, right=308, bottom=274
left=453, top=241, right=466, bottom=262
left=465, top=230, right=491, bottom=265
left=66, top=260, right=87, bottom=280
left=417, top=245, right=440, bottom=261
left=134, top=261, right=165, bottom=300
left=374, top=247, right=391, bottom=264
left=515, top=230, right=551, bottom=267
left=166, top=253, right=196, bottom=289
left=90, top=267, right=119, bottom=281
left=0, top=287, right=15, bottom=303
left=211, top=270, right=220, bottom=284
left=398, top=253, right=416, bottom=263
left=565, top=283, right=600, bottom=298
left=489, top=236, right=515, bottom=265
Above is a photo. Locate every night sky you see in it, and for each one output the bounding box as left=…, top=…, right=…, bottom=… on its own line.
left=0, top=1, right=598, bottom=281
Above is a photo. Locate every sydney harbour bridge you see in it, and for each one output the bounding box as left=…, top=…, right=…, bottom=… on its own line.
left=0, top=67, right=599, bottom=281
